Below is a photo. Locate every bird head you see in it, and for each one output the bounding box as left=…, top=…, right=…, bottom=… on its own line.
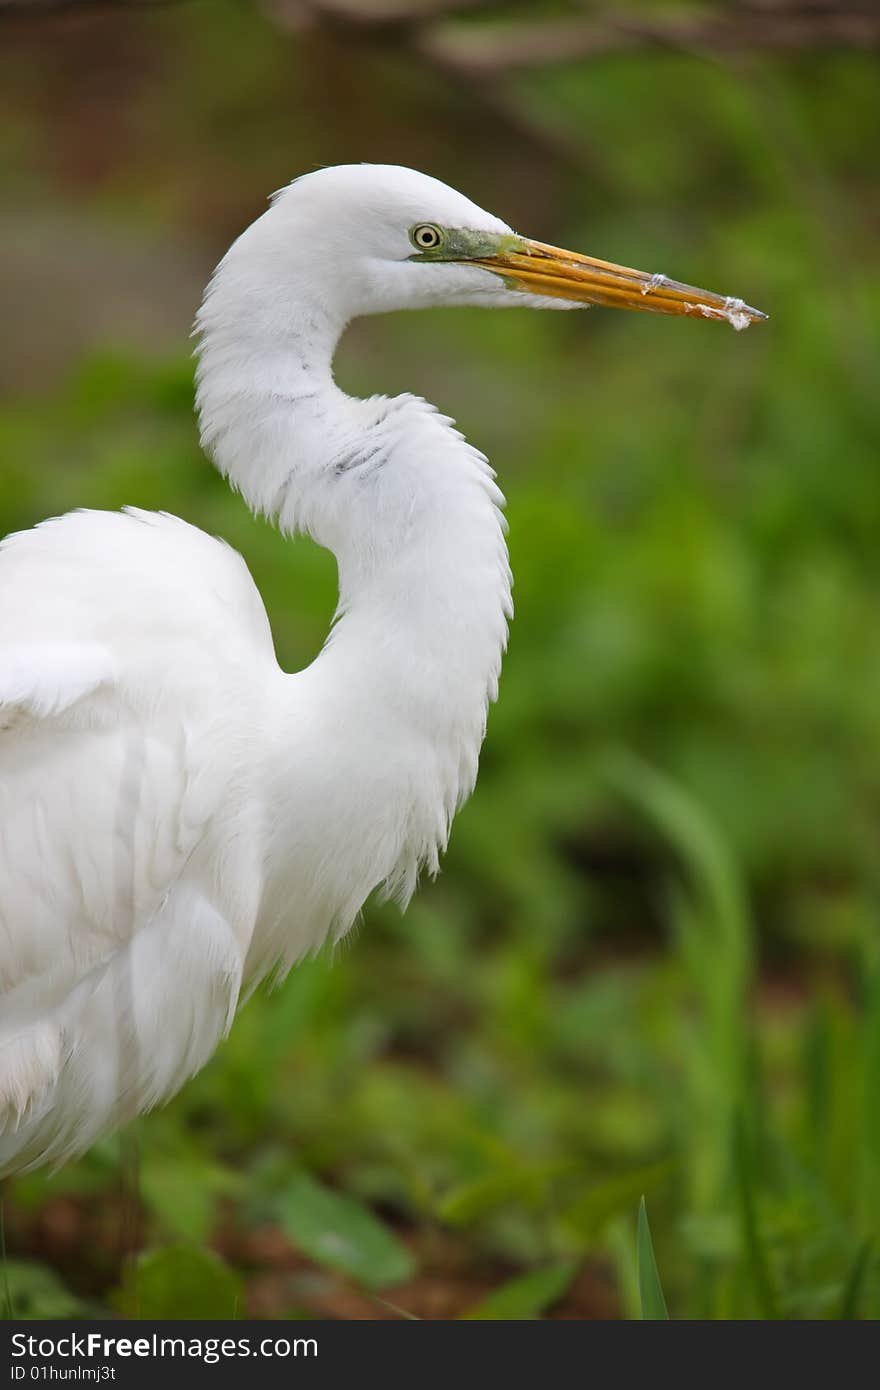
left=232, top=163, right=766, bottom=331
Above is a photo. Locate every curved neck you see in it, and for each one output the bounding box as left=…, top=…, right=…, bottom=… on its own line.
left=194, top=274, right=511, bottom=930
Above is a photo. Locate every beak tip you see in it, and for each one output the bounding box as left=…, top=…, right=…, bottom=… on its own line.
left=718, top=298, right=768, bottom=331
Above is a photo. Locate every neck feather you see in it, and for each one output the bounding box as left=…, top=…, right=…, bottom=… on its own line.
left=195, top=284, right=511, bottom=936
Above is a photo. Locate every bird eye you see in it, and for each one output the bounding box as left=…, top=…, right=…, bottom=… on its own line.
left=410, top=224, right=444, bottom=253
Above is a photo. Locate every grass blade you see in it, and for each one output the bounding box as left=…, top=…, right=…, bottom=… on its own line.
left=837, top=1240, right=872, bottom=1321
left=637, top=1197, right=669, bottom=1319
left=603, top=750, right=754, bottom=1212
left=733, top=1114, right=780, bottom=1319
left=463, top=1261, right=578, bottom=1320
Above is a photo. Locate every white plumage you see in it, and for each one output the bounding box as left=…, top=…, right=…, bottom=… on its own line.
left=0, top=165, right=762, bottom=1173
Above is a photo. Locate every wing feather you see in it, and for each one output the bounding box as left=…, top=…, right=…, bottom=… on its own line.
left=0, top=509, right=275, bottom=1168
left=0, top=641, right=116, bottom=718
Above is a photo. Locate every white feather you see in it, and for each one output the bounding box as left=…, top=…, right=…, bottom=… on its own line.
left=0, top=165, right=530, bottom=1171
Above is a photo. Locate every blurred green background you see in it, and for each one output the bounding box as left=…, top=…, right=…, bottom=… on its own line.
left=2, top=0, right=879, bottom=1320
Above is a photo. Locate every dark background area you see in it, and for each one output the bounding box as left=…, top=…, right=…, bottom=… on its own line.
left=1, top=0, right=879, bottom=1319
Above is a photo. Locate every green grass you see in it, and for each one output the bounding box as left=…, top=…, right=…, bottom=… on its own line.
left=637, top=1199, right=668, bottom=1320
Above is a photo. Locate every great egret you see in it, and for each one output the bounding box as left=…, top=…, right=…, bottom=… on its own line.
left=0, top=165, right=764, bottom=1174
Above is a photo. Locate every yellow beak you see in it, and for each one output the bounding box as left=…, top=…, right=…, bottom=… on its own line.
left=472, top=238, right=767, bottom=331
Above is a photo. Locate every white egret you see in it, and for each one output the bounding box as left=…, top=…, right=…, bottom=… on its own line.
left=0, top=165, right=764, bottom=1173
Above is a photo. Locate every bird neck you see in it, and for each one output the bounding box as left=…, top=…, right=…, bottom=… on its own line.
left=195, top=301, right=511, bottom=919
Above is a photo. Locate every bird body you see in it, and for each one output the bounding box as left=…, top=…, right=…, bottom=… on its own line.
left=0, top=165, right=763, bottom=1173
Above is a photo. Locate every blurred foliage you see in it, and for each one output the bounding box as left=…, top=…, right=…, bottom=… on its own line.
left=1, top=0, right=879, bottom=1320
